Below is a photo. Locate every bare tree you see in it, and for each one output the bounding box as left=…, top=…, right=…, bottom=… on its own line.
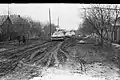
left=79, top=4, right=120, bottom=45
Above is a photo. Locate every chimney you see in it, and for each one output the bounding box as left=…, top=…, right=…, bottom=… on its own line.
left=18, top=15, right=20, bottom=17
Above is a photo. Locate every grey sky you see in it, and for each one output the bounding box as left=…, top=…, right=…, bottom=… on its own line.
left=0, top=4, right=90, bottom=30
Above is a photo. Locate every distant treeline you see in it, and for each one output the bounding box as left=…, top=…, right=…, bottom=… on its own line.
left=0, top=15, right=58, bottom=42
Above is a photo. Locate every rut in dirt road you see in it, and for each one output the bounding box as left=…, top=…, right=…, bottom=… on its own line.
left=0, top=41, right=58, bottom=76
left=0, top=38, right=85, bottom=77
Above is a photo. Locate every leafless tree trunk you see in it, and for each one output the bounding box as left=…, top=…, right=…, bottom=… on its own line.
left=81, top=4, right=120, bottom=45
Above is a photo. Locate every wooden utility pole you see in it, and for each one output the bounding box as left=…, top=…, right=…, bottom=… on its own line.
left=49, top=8, right=51, bottom=37
left=8, top=4, right=10, bottom=41
left=8, top=4, right=9, bottom=16
left=58, top=17, right=59, bottom=27
left=84, top=8, right=86, bottom=18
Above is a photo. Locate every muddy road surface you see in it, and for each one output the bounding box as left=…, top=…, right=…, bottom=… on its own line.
left=0, top=37, right=120, bottom=80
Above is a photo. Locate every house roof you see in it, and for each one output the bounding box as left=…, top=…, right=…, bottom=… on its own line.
left=0, top=15, right=31, bottom=34
left=0, top=15, right=15, bottom=25
left=2, top=16, right=12, bottom=26
left=0, top=15, right=29, bottom=26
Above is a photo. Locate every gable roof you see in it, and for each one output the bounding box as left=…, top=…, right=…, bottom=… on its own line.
left=1, top=16, right=12, bottom=26
left=0, top=15, right=31, bottom=34
left=0, top=15, right=14, bottom=25
left=0, top=15, right=29, bottom=26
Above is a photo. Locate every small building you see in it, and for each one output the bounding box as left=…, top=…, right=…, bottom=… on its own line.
left=0, top=15, right=13, bottom=41
left=111, top=17, right=120, bottom=42
left=0, top=15, right=31, bottom=41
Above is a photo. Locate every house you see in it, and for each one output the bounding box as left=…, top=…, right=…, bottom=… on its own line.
left=111, top=17, right=120, bottom=42
left=0, top=15, right=13, bottom=41
left=0, top=15, right=31, bottom=41
left=100, top=17, right=120, bottom=43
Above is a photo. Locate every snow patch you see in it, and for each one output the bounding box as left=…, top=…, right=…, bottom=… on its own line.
left=0, top=48, right=7, bottom=52
left=79, top=40, right=85, bottom=43
left=30, top=62, right=120, bottom=80
left=112, top=43, right=120, bottom=48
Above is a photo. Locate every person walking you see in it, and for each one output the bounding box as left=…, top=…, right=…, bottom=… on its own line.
left=22, top=36, right=26, bottom=44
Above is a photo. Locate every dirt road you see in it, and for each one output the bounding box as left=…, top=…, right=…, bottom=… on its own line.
left=0, top=38, right=120, bottom=80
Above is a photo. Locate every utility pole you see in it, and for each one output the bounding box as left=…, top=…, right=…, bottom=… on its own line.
left=49, top=8, right=51, bottom=37
left=58, top=17, right=59, bottom=27
left=57, top=17, right=59, bottom=31
left=8, top=4, right=10, bottom=41
left=84, top=8, right=86, bottom=18
left=8, top=4, right=10, bottom=17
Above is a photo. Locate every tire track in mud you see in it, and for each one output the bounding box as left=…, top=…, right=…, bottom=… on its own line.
left=23, top=41, right=60, bottom=64
left=0, top=41, right=59, bottom=63
left=0, top=38, right=80, bottom=77
left=0, top=41, right=50, bottom=59
left=0, top=41, right=60, bottom=76
left=1, top=38, right=119, bottom=80
left=0, top=41, right=47, bottom=55
left=35, top=42, right=63, bottom=67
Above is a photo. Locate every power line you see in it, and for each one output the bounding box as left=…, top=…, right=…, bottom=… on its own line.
left=79, top=7, right=120, bottom=10
left=80, top=7, right=120, bottom=18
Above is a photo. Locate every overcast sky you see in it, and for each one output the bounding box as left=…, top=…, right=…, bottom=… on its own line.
left=0, top=4, right=90, bottom=30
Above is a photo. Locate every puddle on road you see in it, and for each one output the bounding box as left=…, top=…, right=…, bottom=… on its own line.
left=0, top=48, right=7, bottom=52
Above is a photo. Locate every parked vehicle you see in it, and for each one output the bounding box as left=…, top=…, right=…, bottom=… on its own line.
left=51, top=30, right=76, bottom=41
left=65, top=31, right=75, bottom=37
left=51, top=31, right=65, bottom=41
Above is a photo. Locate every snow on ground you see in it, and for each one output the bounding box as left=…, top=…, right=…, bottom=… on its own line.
left=78, top=40, right=85, bottom=43
left=112, top=43, right=120, bottom=48
left=1, top=60, right=120, bottom=80
left=0, top=48, right=7, bottom=52
left=30, top=62, right=120, bottom=80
